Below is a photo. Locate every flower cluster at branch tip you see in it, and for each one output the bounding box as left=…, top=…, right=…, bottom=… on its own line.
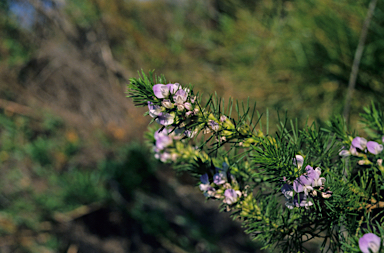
left=339, top=136, right=384, bottom=157
left=199, top=162, right=243, bottom=205
left=148, top=83, right=198, bottom=129
left=281, top=155, right=330, bottom=209
left=359, top=233, right=382, bottom=253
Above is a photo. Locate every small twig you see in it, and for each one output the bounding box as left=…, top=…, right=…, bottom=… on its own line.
left=343, top=0, right=378, bottom=121
left=0, top=99, right=37, bottom=118
left=53, top=202, right=104, bottom=223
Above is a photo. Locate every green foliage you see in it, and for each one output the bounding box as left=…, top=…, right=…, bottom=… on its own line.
left=128, top=71, right=384, bottom=252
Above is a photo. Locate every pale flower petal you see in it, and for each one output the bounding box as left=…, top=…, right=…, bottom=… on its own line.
left=359, top=233, right=381, bottom=253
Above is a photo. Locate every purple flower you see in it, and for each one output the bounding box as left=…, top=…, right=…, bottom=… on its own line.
left=186, top=111, right=194, bottom=117
left=220, top=115, right=227, bottom=122
left=153, top=83, right=181, bottom=98
left=367, top=141, right=383, bottom=155
left=352, top=136, right=367, bottom=150
left=359, top=233, right=381, bottom=253
left=153, top=84, right=170, bottom=98
left=154, top=128, right=173, bottom=150
left=184, top=102, right=193, bottom=111
left=213, top=171, right=227, bottom=185
left=224, top=189, right=238, bottom=205
left=173, top=89, right=188, bottom=103
left=306, top=166, right=325, bottom=187
left=208, top=120, right=220, bottom=132
left=148, top=102, right=162, bottom=117
left=167, top=83, right=181, bottom=94
left=292, top=155, right=304, bottom=168
left=156, top=112, right=175, bottom=126
left=293, top=175, right=313, bottom=195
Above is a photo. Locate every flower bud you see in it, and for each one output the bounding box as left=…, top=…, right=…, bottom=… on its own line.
left=184, top=102, right=193, bottom=111
left=162, top=99, right=174, bottom=109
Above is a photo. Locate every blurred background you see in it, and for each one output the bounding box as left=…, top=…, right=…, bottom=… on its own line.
left=0, top=0, right=384, bottom=252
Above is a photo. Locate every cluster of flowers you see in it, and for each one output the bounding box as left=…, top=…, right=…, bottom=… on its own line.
left=340, top=136, right=384, bottom=157
left=198, top=162, right=243, bottom=205
left=148, top=83, right=239, bottom=142
left=147, top=83, right=198, bottom=128
left=359, top=233, right=382, bottom=253
left=339, top=136, right=384, bottom=167
left=281, top=155, right=331, bottom=209
left=153, top=127, right=180, bottom=162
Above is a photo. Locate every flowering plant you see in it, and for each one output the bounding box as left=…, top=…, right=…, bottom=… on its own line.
left=127, top=72, right=384, bottom=252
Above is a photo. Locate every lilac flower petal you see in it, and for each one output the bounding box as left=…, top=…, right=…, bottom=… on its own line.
left=306, top=166, right=319, bottom=182
left=148, top=102, right=162, bottom=117
left=359, top=233, right=381, bottom=253
left=224, top=189, right=238, bottom=205
left=173, top=89, right=188, bottom=104
left=153, top=84, right=169, bottom=98
left=352, top=136, right=367, bottom=150
left=154, top=127, right=170, bottom=140
left=298, top=175, right=312, bottom=186
left=299, top=199, right=313, bottom=209
left=292, top=155, right=304, bottom=168
left=184, top=102, right=193, bottom=111
left=367, top=141, right=383, bottom=155
left=186, top=111, right=194, bottom=117
left=156, top=135, right=173, bottom=150
left=213, top=172, right=226, bottom=185
left=293, top=179, right=303, bottom=193
left=350, top=146, right=358, bottom=156
left=339, top=150, right=351, bottom=157
left=156, top=113, right=174, bottom=126
left=293, top=175, right=313, bottom=194
left=167, top=83, right=181, bottom=94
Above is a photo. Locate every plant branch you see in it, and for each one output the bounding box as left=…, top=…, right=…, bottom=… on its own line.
left=343, top=0, right=378, bottom=121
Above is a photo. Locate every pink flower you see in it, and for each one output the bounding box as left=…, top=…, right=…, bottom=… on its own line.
left=156, top=112, right=174, bottom=126
left=153, top=83, right=181, bottom=98
left=359, top=233, right=381, bottom=253
left=352, top=136, right=367, bottom=151
left=148, top=102, right=162, bottom=117
left=224, top=189, right=238, bottom=205
left=153, top=84, right=170, bottom=98
left=367, top=141, right=383, bottom=155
